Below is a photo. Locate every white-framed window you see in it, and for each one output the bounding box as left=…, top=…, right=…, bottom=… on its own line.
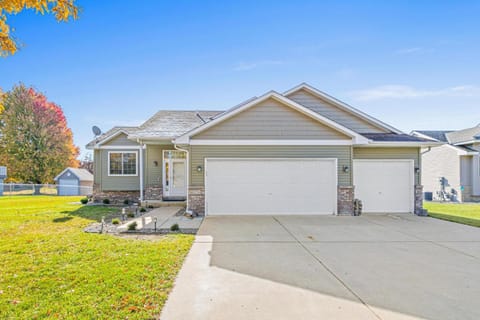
left=108, top=151, right=138, bottom=176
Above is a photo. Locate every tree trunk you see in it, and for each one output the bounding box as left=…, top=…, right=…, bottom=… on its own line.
left=33, top=184, right=42, bottom=195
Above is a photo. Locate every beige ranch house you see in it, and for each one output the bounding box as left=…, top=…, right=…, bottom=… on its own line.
left=86, top=83, right=437, bottom=216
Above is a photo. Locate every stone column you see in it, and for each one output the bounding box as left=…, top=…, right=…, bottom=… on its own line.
left=188, top=186, right=205, bottom=216
left=414, top=185, right=426, bottom=216
left=338, top=186, right=354, bottom=215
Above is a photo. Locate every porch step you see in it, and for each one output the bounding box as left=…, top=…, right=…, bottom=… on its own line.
left=142, top=200, right=186, bottom=208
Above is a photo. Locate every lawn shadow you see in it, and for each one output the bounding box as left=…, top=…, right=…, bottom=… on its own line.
left=53, top=216, right=73, bottom=223
left=62, top=205, right=121, bottom=222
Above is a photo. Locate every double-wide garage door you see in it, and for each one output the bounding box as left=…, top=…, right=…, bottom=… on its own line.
left=205, top=158, right=337, bottom=215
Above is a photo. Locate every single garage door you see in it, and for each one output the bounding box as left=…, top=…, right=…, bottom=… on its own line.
left=353, top=159, right=414, bottom=213
left=58, top=178, right=79, bottom=196
left=205, top=158, right=337, bottom=215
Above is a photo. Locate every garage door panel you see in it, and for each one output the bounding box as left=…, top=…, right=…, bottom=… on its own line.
left=206, top=159, right=337, bottom=215
left=353, top=160, right=413, bottom=213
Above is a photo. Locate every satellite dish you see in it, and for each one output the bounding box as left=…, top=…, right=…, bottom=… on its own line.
left=92, top=126, right=102, bottom=136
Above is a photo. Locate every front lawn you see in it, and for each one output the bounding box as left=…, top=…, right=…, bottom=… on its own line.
left=424, top=201, right=480, bottom=227
left=0, top=196, right=194, bottom=319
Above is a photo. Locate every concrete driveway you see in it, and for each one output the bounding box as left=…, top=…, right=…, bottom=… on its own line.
left=161, top=214, right=480, bottom=320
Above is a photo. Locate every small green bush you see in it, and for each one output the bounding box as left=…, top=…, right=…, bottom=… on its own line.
left=127, top=212, right=135, bottom=218
left=127, top=221, right=137, bottom=231
left=147, top=205, right=154, bottom=209
left=123, top=199, right=130, bottom=205
left=170, top=223, right=180, bottom=232
left=111, top=218, right=120, bottom=225
left=80, top=198, right=88, bottom=204
left=102, top=198, right=110, bottom=204
left=140, top=207, right=146, bottom=213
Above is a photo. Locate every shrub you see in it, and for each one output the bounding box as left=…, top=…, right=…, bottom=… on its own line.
left=147, top=205, right=154, bottom=209
left=127, top=212, right=135, bottom=218
left=111, top=218, right=120, bottom=225
left=80, top=198, right=88, bottom=204
left=102, top=198, right=110, bottom=205
left=170, top=223, right=180, bottom=232
left=123, top=199, right=130, bottom=205
left=127, top=221, right=137, bottom=231
left=140, top=207, right=146, bottom=213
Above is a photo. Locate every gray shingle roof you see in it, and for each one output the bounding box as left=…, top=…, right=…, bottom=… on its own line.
left=55, top=168, right=93, bottom=181
left=445, top=124, right=480, bottom=144
left=413, top=130, right=453, bottom=142
left=361, top=133, right=434, bottom=142
left=85, top=126, right=139, bottom=148
left=130, top=110, right=223, bottom=139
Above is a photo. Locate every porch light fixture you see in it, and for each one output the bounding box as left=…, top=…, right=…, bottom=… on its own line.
left=342, top=165, right=350, bottom=173
left=196, top=165, right=203, bottom=173
left=415, top=167, right=420, bottom=174
left=153, top=160, right=158, bottom=167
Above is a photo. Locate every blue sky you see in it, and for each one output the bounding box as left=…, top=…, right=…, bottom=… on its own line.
left=1, top=1, right=480, bottom=158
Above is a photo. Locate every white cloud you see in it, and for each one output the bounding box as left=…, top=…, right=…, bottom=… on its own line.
left=350, top=85, right=480, bottom=101
left=394, top=47, right=435, bottom=55
left=233, top=60, right=284, bottom=71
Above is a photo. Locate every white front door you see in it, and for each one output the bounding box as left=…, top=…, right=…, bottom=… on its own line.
left=205, top=158, right=338, bottom=215
left=163, top=150, right=187, bottom=199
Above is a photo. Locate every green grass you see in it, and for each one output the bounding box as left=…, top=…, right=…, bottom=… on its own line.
left=424, top=201, right=480, bottom=227
left=0, top=196, right=194, bottom=319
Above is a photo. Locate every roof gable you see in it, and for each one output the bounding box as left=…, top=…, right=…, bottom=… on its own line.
left=284, top=83, right=402, bottom=134
left=175, top=91, right=369, bottom=144
left=193, top=97, right=351, bottom=140
left=54, top=168, right=93, bottom=181
left=445, top=124, right=480, bottom=145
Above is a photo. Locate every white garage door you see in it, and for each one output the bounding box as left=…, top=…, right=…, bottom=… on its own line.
left=205, top=158, right=337, bottom=215
left=353, top=160, right=414, bottom=213
left=58, top=179, right=79, bottom=196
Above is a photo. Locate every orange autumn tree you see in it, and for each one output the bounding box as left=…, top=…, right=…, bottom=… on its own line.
left=0, top=84, right=79, bottom=187
left=0, top=0, right=79, bottom=56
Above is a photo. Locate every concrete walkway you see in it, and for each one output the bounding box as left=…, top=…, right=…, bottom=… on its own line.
left=161, top=214, right=480, bottom=320
left=117, top=207, right=203, bottom=233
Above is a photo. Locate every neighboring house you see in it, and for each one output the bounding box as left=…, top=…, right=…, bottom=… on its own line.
left=86, top=83, right=437, bottom=215
left=54, top=168, right=94, bottom=196
left=412, top=126, right=480, bottom=202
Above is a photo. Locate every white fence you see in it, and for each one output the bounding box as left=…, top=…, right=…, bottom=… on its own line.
left=0, top=183, right=93, bottom=196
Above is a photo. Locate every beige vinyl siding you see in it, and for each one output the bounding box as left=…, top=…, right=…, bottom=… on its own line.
left=190, top=145, right=352, bottom=186
left=103, top=133, right=139, bottom=146
left=96, top=148, right=142, bottom=191
left=460, top=156, right=472, bottom=186
left=193, top=98, right=350, bottom=140
left=287, top=89, right=388, bottom=134
left=418, top=144, right=461, bottom=197
left=145, top=144, right=175, bottom=186
left=353, top=147, right=421, bottom=185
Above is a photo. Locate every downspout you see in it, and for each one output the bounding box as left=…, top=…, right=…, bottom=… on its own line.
left=137, top=139, right=145, bottom=202
left=174, top=143, right=192, bottom=215
left=421, top=147, right=432, bottom=155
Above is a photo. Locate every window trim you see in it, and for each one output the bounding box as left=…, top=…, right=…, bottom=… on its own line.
left=107, top=151, right=139, bottom=177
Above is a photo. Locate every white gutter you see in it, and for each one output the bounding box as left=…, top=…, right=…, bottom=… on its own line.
left=174, top=143, right=192, bottom=215
left=137, top=139, right=145, bottom=202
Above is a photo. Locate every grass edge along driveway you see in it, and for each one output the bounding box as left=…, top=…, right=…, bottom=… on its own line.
left=424, top=201, right=480, bottom=227
left=0, top=196, right=194, bottom=319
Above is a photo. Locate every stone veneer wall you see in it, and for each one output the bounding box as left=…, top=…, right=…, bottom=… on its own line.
left=188, top=186, right=205, bottom=216
left=145, top=185, right=162, bottom=200
left=337, top=186, right=354, bottom=215
left=92, top=184, right=140, bottom=204
left=414, top=185, right=424, bottom=215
